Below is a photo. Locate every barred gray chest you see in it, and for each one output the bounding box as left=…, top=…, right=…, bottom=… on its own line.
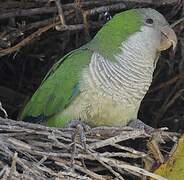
left=79, top=26, right=160, bottom=126
left=87, top=51, right=155, bottom=106
left=85, top=25, right=159, bottom=106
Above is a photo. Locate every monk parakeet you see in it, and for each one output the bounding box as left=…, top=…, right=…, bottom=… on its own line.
left=20, top=8, right=177, bottom=128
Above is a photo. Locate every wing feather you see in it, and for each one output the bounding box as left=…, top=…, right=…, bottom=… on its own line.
left=20, top=48, right=92, bottom=122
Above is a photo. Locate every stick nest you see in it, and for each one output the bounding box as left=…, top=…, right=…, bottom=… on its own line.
left=0, top=0, right=183, bottom=179
left=0, top=117, right=179, bottom=180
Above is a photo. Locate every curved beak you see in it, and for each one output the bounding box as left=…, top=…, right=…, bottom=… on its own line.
left=159, top=25, right=177, bottom=52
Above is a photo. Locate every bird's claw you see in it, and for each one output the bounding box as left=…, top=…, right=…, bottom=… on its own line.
left=128, top=119, right=179, bottom=163
left=128, top=119, right=154, bottom=134
left=74, top=123, right=87, bottom=150
left=67, top=119, right=91, bottom=169
left=128, top=119, right=172, bottom=143
left=67, top=119, right=91, bottom=150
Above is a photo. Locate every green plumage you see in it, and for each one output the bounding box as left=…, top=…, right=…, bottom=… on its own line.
left=20, top=49, right=92, bottom=126
left=88, top=10, right=141, bottom=61
left=20, top=9, right=150, bottom=127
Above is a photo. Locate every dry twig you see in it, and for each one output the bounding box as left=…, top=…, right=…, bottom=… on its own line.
left=0, top=117, right=178, bottom=179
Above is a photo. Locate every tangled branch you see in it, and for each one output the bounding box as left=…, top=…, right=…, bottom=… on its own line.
left=0, top=117, right=178, bottom=179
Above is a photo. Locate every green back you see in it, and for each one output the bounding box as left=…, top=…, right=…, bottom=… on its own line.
left=20, top=49, right=92, bottom=121
left=88, top=9, right=142, bottom=61
left=20, top=9, right=143, bottom=125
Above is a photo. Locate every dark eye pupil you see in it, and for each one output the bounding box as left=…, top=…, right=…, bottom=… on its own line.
left=146, top=18, right=153, bottom=24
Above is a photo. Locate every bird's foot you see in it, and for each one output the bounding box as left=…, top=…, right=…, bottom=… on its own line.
left=67, top=119, right=91, bottom=150
left=128, top=119, right=178, bottom=163
left=67, top=119, right=91, bottom=169
left=128, top=119, right=170, bottom=143
left=128, top=119, right=155, bottom=134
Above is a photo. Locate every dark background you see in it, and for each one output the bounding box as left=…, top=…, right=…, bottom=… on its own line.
left=0, top=0, right=183, bottom=132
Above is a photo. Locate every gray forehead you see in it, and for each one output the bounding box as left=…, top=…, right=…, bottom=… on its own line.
left=136, top=8, right=169, bottom=26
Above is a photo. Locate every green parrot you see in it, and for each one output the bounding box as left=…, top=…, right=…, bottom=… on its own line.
left=20, top=8, right=177, bottom=128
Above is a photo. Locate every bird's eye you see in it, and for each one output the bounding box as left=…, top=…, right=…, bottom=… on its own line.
left=146, top=18, right=154, bottom=24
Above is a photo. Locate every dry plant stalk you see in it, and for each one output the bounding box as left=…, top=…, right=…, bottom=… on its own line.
left=0, top=0, right=180, bottom=57
left=0, top=117, right=178, bottom=180
left=0, top=0, right=183, bottom=179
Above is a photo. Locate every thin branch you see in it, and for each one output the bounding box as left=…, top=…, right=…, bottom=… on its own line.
left=55, top=0, right=66, bottom=25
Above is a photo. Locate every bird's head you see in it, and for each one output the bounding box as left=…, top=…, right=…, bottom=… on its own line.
left=89, top=8, right=177, bottom=62
left=136, top=8, right=177, bottom=52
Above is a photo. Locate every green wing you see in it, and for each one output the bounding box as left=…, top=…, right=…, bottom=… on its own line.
left=20, top=48, right=92, bottom=124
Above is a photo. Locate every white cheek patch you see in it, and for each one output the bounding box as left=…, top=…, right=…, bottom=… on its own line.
left=118, top=25, right=161, bottom=64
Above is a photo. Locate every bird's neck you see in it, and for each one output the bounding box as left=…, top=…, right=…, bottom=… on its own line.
left=116, top=36, right=159, bottom=84
left=112, top=42, right=159, bottom=103
left=87, top=29, right=160, bottom=105
left=115, top=26, right=161, bottom=86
